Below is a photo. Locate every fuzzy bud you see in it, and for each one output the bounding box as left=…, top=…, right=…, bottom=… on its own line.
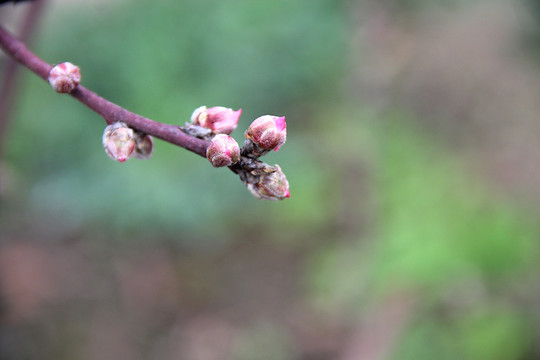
left=245, top=115, right=286, bottom=152
left=48, top=62, right=81, bottom=93
left=102, top=122, right=136, bottom=162
left=191, top=106, right=242, bottom=135
left=206, top=134, right=241, bottom=167
left=247, top=165, right=290, bottom=200
left=133, top=133, right=154, bottom=160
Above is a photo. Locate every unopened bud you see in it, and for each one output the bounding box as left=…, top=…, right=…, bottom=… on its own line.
left=48, top=62, right=81, bottom=93
left=206, top=134, right=240, bottom=167
left=133, top=133, right=154, bottom=160
left=245, top=115, right=286, bottom=152
left=191, top=106, right=242, bottom=135
left=102, top=122, right=136, bottom=162
left=247, top=164, right=290, bottom=200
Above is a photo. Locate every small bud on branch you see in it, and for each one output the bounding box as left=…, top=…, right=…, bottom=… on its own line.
left=191, top=106, right=241, bottom=135
left=133, top=132, right=154, bottom=160
left=246, top=164, right=290, bottom=200
left=244, top=115, right=287, bottom=158
left=206, top=134, right=240, bottom=167
left=103, top=122, right=136, bottom=162
left=48, top=62, right=80, bottom=93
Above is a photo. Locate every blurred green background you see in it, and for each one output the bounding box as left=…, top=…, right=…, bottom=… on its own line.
left=2, top=0, right=540, bottom=359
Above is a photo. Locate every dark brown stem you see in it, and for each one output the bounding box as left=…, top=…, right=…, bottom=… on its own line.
left=0, top=23, right=209, bottom=157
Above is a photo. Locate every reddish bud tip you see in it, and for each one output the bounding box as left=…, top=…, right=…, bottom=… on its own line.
left=191, top=106, right=242, bottom=135
left=206, top=134, right=241, bottom=168
left=102, top=122, right=136, bottom=163
left=245, top=115, right=287, bottom=152
left=48, top=62, right=81, bottom=93
left=275, top=116, right=286, bottom=131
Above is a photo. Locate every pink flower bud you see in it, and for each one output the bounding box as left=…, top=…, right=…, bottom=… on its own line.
left=245, top=115, right=286, bottom=152
left=102, top=122, right=136, bottom=162
left=133, top=133, right=154, bottom=160
left=48, top=62, right=81, bottom=93
left=247, top=165, right=290, bottom=200
left=191, top=106, right=242, bottom=135
left=206, top=134, right=241, bottom=167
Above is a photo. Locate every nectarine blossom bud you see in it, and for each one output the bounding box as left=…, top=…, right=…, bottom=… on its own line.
left=191, top=106, right=242, bottom=135
left=247, top=165, right=290, bottom=200
left=102, top=122, right=136, bottom=162
left=133, top=133, right=154, bottom=160
left=245, top=115, right=286, bottom=154
left=206, top=134, right=240, bottom=167
left=48, top=62, right=81, bottom=93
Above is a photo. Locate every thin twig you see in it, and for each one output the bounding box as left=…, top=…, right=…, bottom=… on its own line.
left=0, top=24, right=209, bottom=158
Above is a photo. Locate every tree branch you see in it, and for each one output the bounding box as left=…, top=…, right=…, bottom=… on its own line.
left=0, top=24, right=209, bottom=158
left=0, top=22, right=291, bottom=201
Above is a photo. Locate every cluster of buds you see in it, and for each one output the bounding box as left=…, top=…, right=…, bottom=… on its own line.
left=48, top=62, right=81, bottom=93
left=101, top=105, right=290, bottom=201
left=102, top=122, right=153, bottom=162
left=188, top=106, right=290, bottom=201
left=240, top=115, right=289, bottom=200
